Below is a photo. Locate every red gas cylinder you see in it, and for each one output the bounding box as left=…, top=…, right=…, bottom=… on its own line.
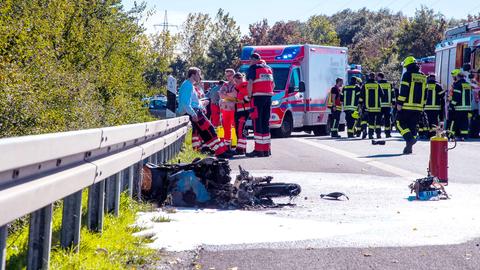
left=429, top=136, right=448, bottom=184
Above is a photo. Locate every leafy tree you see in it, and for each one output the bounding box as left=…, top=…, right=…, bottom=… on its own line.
left=144, top=30, right=178, bottom=92
left=267, top=20, right=305, bottom=45
left=0, top=0, right=153, bottom=137
left=205, top=9, right=242, bottom=79
left=178, top=12, right=211, bottom=70
left=304, top=15, right=339, bottom=46
left=241, top=19, right=270, bottom=45
left=397, top=6, right=446, bottom=59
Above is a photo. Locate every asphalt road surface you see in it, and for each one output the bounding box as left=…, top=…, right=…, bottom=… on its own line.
left=142, top=131, right=480, bottom=270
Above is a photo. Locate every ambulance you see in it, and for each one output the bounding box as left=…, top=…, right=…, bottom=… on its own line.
left=240, top=44, right=349, bottom=137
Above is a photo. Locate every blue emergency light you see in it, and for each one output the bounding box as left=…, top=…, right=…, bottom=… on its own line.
left=275, top=46, right=301, bottom=60
left=240, top=46, right=255, bottom=60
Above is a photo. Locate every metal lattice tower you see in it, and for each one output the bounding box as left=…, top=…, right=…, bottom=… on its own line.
left=154, top=10, right=178, bottom=32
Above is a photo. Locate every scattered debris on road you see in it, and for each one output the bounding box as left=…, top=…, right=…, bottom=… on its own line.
left=141, top=157, right=302, bottom=209
left=320, top=192, right=349, bottom=200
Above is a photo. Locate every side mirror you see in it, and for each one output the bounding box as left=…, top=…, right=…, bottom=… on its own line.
left=463, top=47, right=472, bottom=65
left=299, top=81, right=306, bottom=93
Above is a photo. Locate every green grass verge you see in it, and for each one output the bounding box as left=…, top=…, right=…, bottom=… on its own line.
left=6, top=130, right=204, bottom=269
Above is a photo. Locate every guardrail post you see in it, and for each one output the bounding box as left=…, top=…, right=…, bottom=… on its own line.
left=0, top=225, right=7, bottom=270
left=27, top=204, right=53, bottom=270
left=132, top=162, right=143, bottom=200
left=104, top=174, right=120, bottom=216
left=60, top=191, right=82, bottom=251
left=87, top=180, right=105, bottom=232
left=127, top=166, right=134, bottom=197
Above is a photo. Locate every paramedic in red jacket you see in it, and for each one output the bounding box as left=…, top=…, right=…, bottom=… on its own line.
left=246, top=53, right=274, bottom=158
left=233, top=72, right=251, bottom=155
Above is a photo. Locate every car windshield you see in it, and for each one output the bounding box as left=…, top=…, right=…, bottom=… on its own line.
left=149, top=99, right=166, bottom=109
left=240, top=64, right=291, bottom=91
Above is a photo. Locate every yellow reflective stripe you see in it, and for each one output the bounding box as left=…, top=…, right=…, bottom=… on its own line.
left=453, top=89, right=461, bottom=93
left=401, top=81, right=410, bottom=86
left=396, top=120, right=410, bottom=135
left=397, top=96, right=406, bottom=101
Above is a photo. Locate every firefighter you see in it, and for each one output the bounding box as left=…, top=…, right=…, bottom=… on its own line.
left=177, top=67, right=232, bottom=158
left=449, top=71, right=473, bottom=141
left=424, top=74, right=446, bottom=138
left=377, top=72, right=394, bottom=138
left=396, top=56, right=427, bottom=154
left=328, top=77, right=343, bottom=138
left=246, top=53, right=274, bottom=158
left=232, top=72, right=251, bottom=155
left=341, top=76, right=361, bottom=138
left=354, top=77, right=367, bottom=137
left=359, top=72, right=384, bottom=139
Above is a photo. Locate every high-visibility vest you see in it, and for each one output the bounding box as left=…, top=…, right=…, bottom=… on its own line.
left=397, top=73, right=426, bottom=111
left=451, top=80, right=472, bottom=111
left=379, top=81, right=393, bottom=107
left=342, top=84, right=359, bottom=111
left=425, top=82, right=445, bottom=111
left=364, top=83, right=382, bottom=112
left=252, top=65, right=274, bottom=96
left=235, top=81, right=251, bottom=112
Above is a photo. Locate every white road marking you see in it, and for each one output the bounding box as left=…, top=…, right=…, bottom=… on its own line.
left=293, top=138, right=423, bottom=179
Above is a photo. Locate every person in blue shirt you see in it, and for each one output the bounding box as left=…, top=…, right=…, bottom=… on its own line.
left=177, top=67, right=232, bottom=158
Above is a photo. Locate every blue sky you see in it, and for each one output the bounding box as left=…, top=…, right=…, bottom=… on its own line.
left=122, top=0, right=480, bottom=34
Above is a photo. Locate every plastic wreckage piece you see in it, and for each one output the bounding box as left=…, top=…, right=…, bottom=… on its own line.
left=168, top=170, right=210, bottom=206
left=140, top=158, right=302, bottom=209
left=408, top=173, right=449, bottom=201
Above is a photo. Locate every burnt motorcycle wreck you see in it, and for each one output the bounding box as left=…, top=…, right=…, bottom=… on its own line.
left=140, top=157, right=301, bottom=209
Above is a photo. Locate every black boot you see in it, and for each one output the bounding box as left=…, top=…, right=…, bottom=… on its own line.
left=385, top=131, right=391, bottom=138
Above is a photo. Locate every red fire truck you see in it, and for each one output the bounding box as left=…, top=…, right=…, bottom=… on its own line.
left=240, top=44, right=348, bottom=137
left=435, top=20, right=480, bottom=90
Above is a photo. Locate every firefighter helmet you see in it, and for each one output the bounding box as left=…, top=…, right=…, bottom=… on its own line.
left=402, top=56, right=417, bottom=67
left=451, top=69, right=461, bottom=77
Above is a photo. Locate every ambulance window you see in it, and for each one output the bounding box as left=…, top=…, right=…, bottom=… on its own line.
left=272, top=67, right=289, bottom=91
left=289, top=68, right=300, bottom=92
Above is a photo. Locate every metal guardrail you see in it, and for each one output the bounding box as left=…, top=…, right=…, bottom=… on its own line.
left=0, top=116, right=189, bottom=270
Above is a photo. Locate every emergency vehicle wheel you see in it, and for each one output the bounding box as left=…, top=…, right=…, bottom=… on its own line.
left=272, top=113, right=293, bottom=138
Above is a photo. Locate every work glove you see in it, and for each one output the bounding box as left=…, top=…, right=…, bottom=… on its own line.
left=352, top=110, right=359, bottom=119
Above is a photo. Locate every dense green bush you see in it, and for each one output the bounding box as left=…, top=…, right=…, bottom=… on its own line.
left=0, top=0, right=154, bottom=138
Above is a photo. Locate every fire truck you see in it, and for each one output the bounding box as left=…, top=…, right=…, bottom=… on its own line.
left=435, top=20, right=480, bottom=90
left=240, top=44, right=348, bottom=137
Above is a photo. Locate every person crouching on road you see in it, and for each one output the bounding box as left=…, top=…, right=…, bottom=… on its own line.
left=328, top=78, right=343, bottom=138
left=177, top=67, right=232, bottom=158
left=232, top=72, right=251, bottom=155
left=341, top=77, right=361, bottom=138
left=246, top=53, right=274, bottom=158
left=396, top=57, right=427, bottom=154
left=219, top=69, right=237, bottom=149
